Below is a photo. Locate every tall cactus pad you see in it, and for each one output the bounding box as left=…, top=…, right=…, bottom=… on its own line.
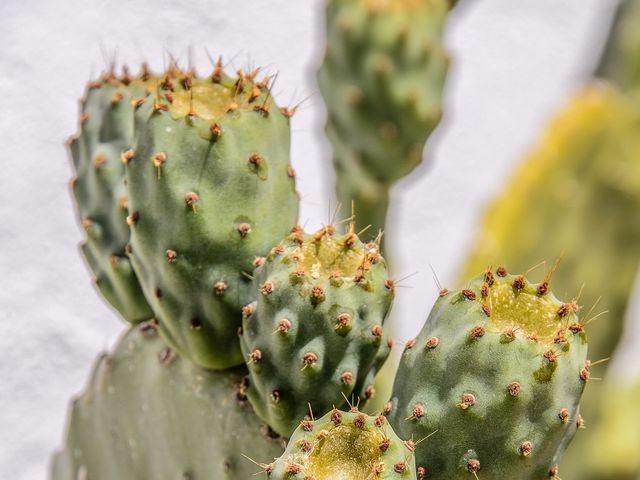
left=266, top=408, right=417, bottom=479
left=240, top=225, right=395, bottom=436
left=124, top=64, right=299, bottom=369
left=318, top=0, right=453, bottom=232
left=68, top=70, right=154, bottom=322
left=598, top=0, right=640, bottom=92
left=388, top=269, right=588, bottom=479
left=51, top=323, right=285, bottom=480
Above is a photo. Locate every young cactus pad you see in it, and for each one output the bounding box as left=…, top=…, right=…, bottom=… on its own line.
left=51, top=322, right=285, bottom=480
left=265, top=408, right=417, bottom=479
left=318, top=0, right=453, bottom=232
left=240, top=225, right=395, bottom=436
left=388, top=268, right=589, bottom=479
left=123, top=61, right=299, bottom=369
left=68, top=69, right=154, bottom=322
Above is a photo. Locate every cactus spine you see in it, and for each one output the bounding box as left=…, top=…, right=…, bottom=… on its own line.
left=389, top=269, right=588, bottom=479
left=318, top=0, right=454, bottom=233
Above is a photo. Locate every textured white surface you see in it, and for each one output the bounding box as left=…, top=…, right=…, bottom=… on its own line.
left=0, top=0, right=631, bottom=478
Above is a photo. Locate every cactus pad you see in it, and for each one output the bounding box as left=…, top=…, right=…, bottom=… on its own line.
left=318, top=0, right=453, bottom=232
left=240, top=225, right=395, bottom=436
left=388, top=269, right=588, bottom=479
left=68, top=70, right=154, bottom=322
left=266, top=408, right=417, bottom=479
left=123, top=63, right=299, bottom=369
left=51, top=322, right=285, bottom=480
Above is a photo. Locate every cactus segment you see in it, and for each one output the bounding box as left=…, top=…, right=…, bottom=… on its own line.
left=69, top=70, right=154, bottom=322
left=318, top=0, right=454, bottom=232
left=123, top=64, right=299, bottom=369
left=388, top=269, right=588, bottom=479
left=597, top=0, right=640, bottom=92
left=266, top=408, right=417, bottom=479
left=51, top=322, right=285, bottom=480
left=240, top=225, right=395, bottom=436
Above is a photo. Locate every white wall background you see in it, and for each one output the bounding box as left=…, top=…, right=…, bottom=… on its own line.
left=2, top=0, right=634, bottom=478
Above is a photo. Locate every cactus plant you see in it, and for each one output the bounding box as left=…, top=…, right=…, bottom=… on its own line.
left=122, top=63, right=299, bottom=370
left=388, top=269, right=589, bottom=479
left=265, top=407, right=417, bottom=479
left=68, top=69, right=154, bottom=322
left=240, top=224, right=395, bottom=436
left=52, top=3, right=635, bottom=478
left=318, top=0, right=454, bottom=234
left=51, top=321, right=285, bottom=480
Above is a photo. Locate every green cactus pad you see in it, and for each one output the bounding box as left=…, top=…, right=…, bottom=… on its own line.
left=68, top=69, right=155, bottom=322
left=265, top=408, right=416, bottom=479
left=318, top=0, right=453, bottom=232
left=240, top=225, right=395, bottom=436
left=123, top=63, right=299, bottom=369
left=51, top=322, right=285, bottom=480
left=388, top=269, right=588, bottom=479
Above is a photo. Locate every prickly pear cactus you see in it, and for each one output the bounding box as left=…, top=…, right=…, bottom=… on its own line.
left=388, top=268, right=589, bottom=479
left=318, top=0, right=454, bottom=233
left=597, top=0, right=640, bottom=92
left=123, top=63, right=299, bottom=369
left=239, top=224, right=395, bottom=436
left=266, top=407, right=417, bottom=479
left=68, top=69, right=154, bottom=322
left=51, top=322, right=285, bottom=480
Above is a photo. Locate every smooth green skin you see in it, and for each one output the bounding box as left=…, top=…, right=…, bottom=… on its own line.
left=318, top=0, right=452, bottom=233
left=51, top=323, right=285, bottom=480
left=69, top=80, right=153, bottom=322
left=597, top=0, right=640, bottom=93
left=268, top=409, right=416, bottom=479
left=240, top=230, right=394, bottom=436
left=125, top=75, right=298, bottom=370
left=389, top=271, right=588, bottom=479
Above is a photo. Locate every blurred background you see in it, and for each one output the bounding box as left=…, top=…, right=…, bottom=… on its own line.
left=2, top=0, right=638, bottom=478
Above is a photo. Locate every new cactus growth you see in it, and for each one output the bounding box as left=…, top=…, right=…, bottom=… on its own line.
left=68, top=70, right=154, bottom=322
left=51, top=322, right=285, bottom=480
left=318, top=0, right=454, bottom=233
left=388, top=268, right=588, bottom=479
left=240, top=224, right=394, bottom=436
left=123, top=62, right=299, bottom=369
left=265, top=407, right=417, bottom=479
